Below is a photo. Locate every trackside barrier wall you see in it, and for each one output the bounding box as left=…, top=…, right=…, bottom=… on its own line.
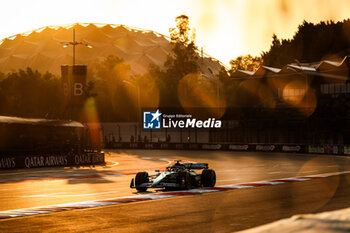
left=0, top=151, right=105, bottom=169
left=107, top=142, right=350, bottom=156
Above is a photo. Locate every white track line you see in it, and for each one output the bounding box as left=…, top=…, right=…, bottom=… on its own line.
left=105, top=160, right=119, bottom=167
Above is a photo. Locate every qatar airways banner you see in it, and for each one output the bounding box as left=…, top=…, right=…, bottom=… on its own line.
left=0, top=152, right=104, bottom=169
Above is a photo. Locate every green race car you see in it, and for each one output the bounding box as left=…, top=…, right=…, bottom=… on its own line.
left=130, top=160, right=216, bottom=192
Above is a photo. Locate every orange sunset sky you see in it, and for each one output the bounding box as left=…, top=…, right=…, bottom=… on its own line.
left=1, top=0, right=350, bottom=66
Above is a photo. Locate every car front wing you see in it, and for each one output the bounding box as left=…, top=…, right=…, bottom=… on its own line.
left=130, top=178, right=180, bottom=189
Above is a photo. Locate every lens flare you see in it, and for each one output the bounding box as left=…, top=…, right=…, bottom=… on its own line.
left=292, top=157, right=339, bottom=211
left=281, top=80, right=317, bottom=117
left=257, top=83, right=276, bottom=108
left=83, top=97, right=102, bottom=149
left=282, top=80, right=307, bottom=105
left=135, top=73, right=159, bottom=109
left=238, top=79, right=275, bottom=108
left=178, top=73, right=226, bottom=119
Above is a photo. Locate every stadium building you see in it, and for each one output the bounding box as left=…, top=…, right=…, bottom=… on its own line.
left=0, top=23, right=223, bottom=76
left=209, top=56, right=350, bottom=145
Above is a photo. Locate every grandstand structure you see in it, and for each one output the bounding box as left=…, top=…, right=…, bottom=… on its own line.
left=212, top=56, right=350, bottom=145
left=0, top=23, right=224, bottom=76
left=229, top=56, right=350, bottom=107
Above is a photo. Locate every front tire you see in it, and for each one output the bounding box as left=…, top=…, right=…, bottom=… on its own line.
left=135, top=172, right=149, bottom=192
left=178, top=171, right=191, bottom=190
left=201, top=169, right=216, bottom=187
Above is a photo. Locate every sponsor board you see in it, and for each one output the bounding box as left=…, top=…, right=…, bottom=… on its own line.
left=202, top=144, right=221, bottom=150
left=308, top=145, right=325, bottom=154
left=0, top=152, right=104, bottom=169
left=189, top=144, right=200, bottom=149
left=106, top=142, right=350, bottom=155
left=331, top=145, right=339, bottom=155
left=74, top=152, right=105, bottom=165
left=145, top=143, right=154, bottom=149
left=0, top=157, right=16, bottom=169
left=282, top=145, right=301, bottom=152
left=344, top=146, right=350, bottom=155
left=25, top=155, right=68, bottom=168
left=130, top=143, right=139, bottom=148
left=229, top=145, right=249, bottom=151
left=160, top=143, right=169, bottom=149
left=175, top=144, right=184, bottom=149
left=256, top=145, right=275, bottom=151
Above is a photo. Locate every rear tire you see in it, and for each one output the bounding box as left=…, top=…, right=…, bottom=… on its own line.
left=178, top=171, right=191, bottom=190
left=201, top=169, right=216, bottom=187
left=135, top=172, right=149, bottom=192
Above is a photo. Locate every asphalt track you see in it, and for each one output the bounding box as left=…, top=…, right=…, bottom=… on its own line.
left=1, top=150, right=350, bottom=232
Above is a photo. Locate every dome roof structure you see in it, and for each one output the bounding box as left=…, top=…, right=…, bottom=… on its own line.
left=0, top=23, right=224, bottom=76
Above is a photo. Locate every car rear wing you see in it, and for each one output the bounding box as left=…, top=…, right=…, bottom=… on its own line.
left=184, top=163, right=208, bottom=169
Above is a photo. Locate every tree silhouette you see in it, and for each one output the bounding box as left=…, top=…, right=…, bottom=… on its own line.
left=169, top=15, right=196, bottom=45
left=229, top=55, right=262, bottom=72
left=262, top=19, right=350, bottom=67
left=156, top=14, right=200, bottom=107
left=0, top=68, right=63, bottom=118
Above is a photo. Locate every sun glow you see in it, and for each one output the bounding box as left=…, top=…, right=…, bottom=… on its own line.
left=1, top=0, right=350, bottom=66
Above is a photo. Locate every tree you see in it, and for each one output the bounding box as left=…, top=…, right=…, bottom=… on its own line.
left=85, top=81, right=97, bottom=98
left=262, top=19, right=350, bottom=67
left=229, top=55, right=262, bottom=72
left=0, top=68, right=63, bottom=118
left=166, top=15, right=199, bottom=74
left=169, top=15, right=196, bottom=45
left=92, top=55, right=138, bottom=121
left=157, top=15, right=200, bottom=107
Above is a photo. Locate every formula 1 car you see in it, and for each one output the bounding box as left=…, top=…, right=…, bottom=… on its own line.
left=130, top=160, right=216, bottom=192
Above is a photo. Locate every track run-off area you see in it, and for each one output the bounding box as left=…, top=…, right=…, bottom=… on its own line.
left=1, top=150, right=350, bottom=232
